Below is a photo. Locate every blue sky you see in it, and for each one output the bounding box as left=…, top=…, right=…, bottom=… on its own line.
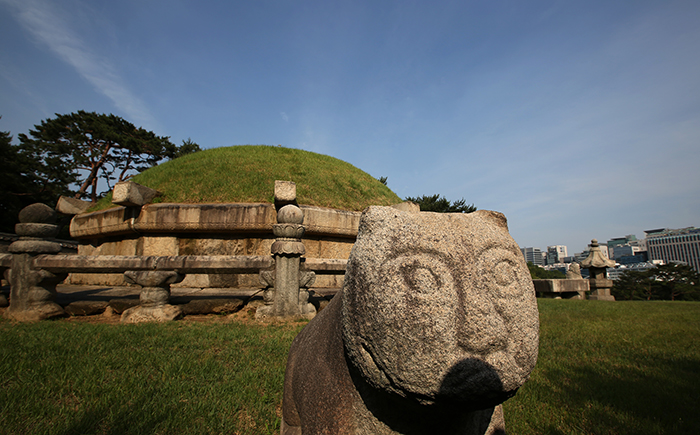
left=1, top=0, right=699, bottom=255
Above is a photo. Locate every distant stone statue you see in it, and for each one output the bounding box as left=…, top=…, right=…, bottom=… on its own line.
left=566, top=263, right=583, bottom=279
left=281, top=206, right=539, bottom=435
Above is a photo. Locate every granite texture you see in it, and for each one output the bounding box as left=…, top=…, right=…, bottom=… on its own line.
left=282, top=206, right=539, bottom=434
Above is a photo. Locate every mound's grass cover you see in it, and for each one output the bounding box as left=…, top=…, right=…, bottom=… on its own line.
left=93, top=146, right=401, bottom=211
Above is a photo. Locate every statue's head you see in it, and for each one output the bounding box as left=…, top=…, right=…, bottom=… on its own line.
left=341, top=207, right=539, bottom=409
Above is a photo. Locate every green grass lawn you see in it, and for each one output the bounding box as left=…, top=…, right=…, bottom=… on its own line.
left=1, top=300, right=698, bottom=435
left=505, top=300, right=700, bottom=435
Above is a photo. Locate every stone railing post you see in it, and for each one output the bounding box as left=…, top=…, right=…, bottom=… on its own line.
left=256, top=181, right=316, bottom=320
left=5, top=204, right=66, bottom=321
left=581, top=239, right=616, bottom=301
left=120, top=270, right=184, bottom=323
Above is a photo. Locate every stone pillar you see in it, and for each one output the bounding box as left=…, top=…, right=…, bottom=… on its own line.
left=120, top=270, right=184, bottom=323
left=256, top=181, right=316, bottom=320
left=580, top=239, right=616, bottom=301
left=5, top=204, right=66, bottom=321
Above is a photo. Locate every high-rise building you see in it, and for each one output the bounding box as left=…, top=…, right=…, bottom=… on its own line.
left=606, top=235, right=645, bottom=260
left=546, top=245, right=568, bottom=265
left=645, top=227, right=700, bottom=272
left=521, top=247, right=544, bottom=267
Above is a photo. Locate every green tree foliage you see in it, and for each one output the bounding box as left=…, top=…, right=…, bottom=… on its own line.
left=172, top=138, right=202, bottom=160
left=18, top=111, right=195, bottom=203
left=0, top=124, right=73, bottom=232
left=612, top=263, right=700, bottom=301
left=527, top=262, right=566, bottom=279
left=611, top=270, right=651, bottom=301
left=404, top=194, right=477, bottom=213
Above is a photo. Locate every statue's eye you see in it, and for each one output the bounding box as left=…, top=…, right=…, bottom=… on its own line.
left=403, top=265, right=439, bottom=293
left=477, top=248, right=526, bottom=299
left=493, top=259, right=517, bottom=287
left=381, top=253, right=455, bottom=296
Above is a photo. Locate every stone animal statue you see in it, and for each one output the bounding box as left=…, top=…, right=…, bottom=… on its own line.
left=566, top=263, right=583, bottom=279
left=281, top=206, right=539, bottom=435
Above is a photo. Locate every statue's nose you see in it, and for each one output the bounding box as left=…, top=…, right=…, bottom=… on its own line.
left=455, top=293, right=508, bottom=354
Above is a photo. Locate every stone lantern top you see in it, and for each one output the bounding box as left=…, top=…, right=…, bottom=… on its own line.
left=580, top=239, right=615, bottom=269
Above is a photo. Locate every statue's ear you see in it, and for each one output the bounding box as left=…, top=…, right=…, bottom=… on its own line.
left=472, top=210, right=508, bottom=230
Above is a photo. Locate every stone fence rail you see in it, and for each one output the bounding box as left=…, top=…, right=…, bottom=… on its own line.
left=1, top=251, right=348, bottom=322
left=1, top=180, right=357, bottom=322
left=1, top=253, right=347, bottom=275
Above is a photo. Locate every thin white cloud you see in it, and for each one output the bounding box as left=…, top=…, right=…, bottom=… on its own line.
left=280, top=112, right=289, bottom=122
left=1, top=0, right=157, bottom=128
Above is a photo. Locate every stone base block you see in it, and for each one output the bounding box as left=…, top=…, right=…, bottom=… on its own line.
left=181, top=299, right=244, bottom=315
left=4, top=301, right=65, bottom=322
left=65, top=301, right=109, bottom=316
left=108, top=298, right=140, bottom=314
left=120, top=304, right=183, bottom=323
left=533, top=279, right=589, bottom=299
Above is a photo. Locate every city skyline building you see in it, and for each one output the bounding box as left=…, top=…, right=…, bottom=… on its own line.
left=520, top=247, right=544, bottom=267
left=546, top=245, right=568, bottom=265
left=645, top=227, right=700, bottom=273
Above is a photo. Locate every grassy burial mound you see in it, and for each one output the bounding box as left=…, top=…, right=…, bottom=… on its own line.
left=93, top=146, right=401, bottom=211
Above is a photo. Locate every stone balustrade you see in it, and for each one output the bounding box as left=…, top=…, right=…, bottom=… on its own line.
left=1, top=181, right=351, bottom=323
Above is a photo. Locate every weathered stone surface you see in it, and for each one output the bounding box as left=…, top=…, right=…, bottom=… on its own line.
left=300, top=206, right=360, bottom=238
left=181, top=298, right=244, bottom=315
left=121, top=304, right=183, bottom=323
left=581, top=239, right=616, bottom=301
left=277, top=205, right=304, bottom=224
left=70, top=203, right=277, bottom=238
left=282, top=206, right=539, bottom=434
left=533, top=279, right=588, bottom=299
left=56, top=196, right=92, bottom=215
left=580, top=239, right=615, bottom=270
left=8, top=239, right=61, bottom=254
left=139, top=287, right=170, bottom=305
left=272, top=223, right=306, bottom=240
left=68, top=202, right=358, bottom=290
left=15, top=223, right=59, bottom=238
left=588, top=278, right=616, bottom=301
left=18, top=203, right=57, bottom=224
left=390, top=201, right=420, bottom=213
left=566, top=263, right=583, bottom=279
left=142, top=237, right=178, bottom=256
left=36, top=255, right=157, bottom=273
left=70, top=202, right=361, bottom=239
left=275, top=180, right=297, bottom=205
left=124, top=270, right=183, bottom=289
left=108, top=298, right=140, bottom=314
left=256, top=259, right=317, bottom=320
left=120, top=270, right=184, bottom=322
left=257, top=197, right=317, bottom=320
left=112, top=181, right=161, bottom=207
left=4, top=254, right=66, bottom=321
left=64, top=300, right=109, bottom=316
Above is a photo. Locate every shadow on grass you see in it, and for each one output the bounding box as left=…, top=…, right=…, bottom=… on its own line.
left=57, top=394, right=172, bottom=435
left=535, top=354, right=700, bottom=434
